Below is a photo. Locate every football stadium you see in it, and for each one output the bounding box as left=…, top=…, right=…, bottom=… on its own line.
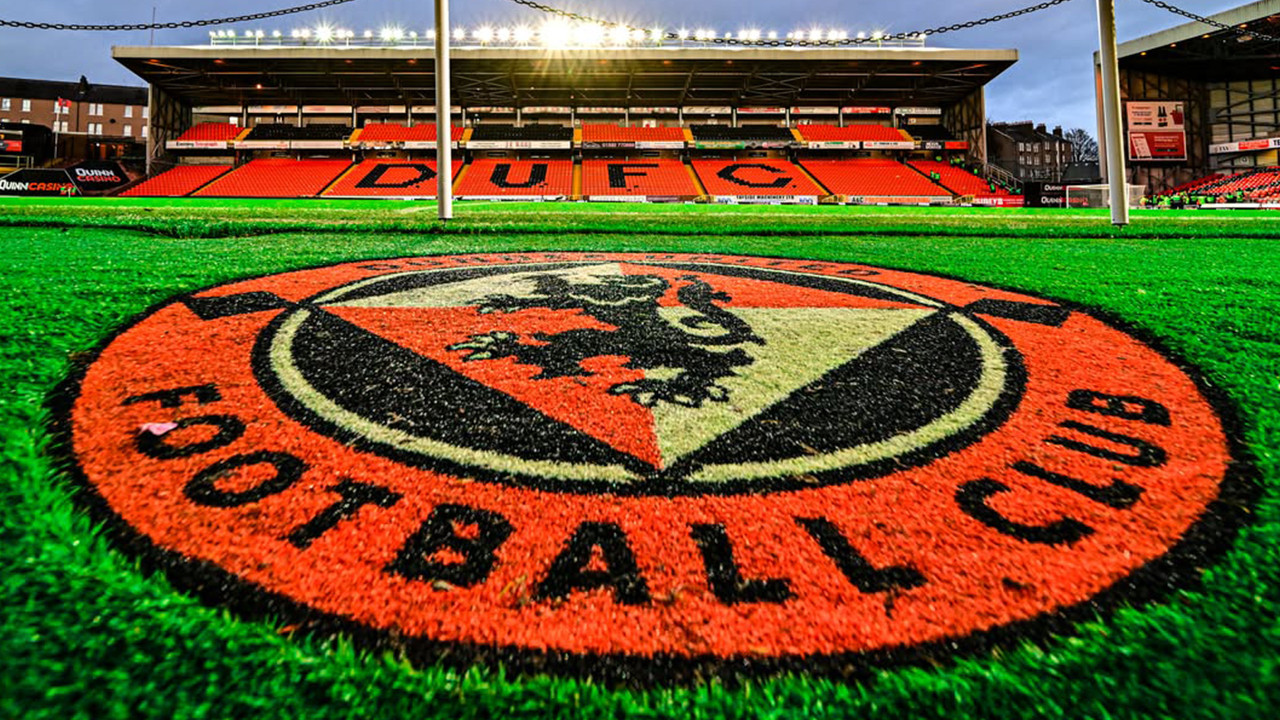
left=2, top=0, right=1279, bottom=718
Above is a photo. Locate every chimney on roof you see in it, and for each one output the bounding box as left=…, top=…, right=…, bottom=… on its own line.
left=1053, top=126, right=1063, bottom=137
left=1035, top=123, right=1047, bottom=134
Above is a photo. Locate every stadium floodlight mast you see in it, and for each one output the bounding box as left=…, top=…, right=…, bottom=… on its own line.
left=1096, top=0, right=1129, bottom=226
left=435, top=0, right=452, bottom=221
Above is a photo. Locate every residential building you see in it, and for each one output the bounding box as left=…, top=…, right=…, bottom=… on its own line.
left=988, top=121, right=1074, bottom=182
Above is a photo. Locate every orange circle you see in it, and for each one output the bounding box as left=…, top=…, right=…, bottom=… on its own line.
left=60, top=253, right=1245, bottom=676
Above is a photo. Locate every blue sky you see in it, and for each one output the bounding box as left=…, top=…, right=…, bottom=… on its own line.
left=0, top=0, right=1243, bottom=132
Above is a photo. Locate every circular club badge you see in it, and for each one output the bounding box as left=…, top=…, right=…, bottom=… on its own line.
left=61, top=252, right=1248, bottom=676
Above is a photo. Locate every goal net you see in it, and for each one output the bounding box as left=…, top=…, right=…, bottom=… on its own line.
left=1065, top=184, right=1146, bottom=209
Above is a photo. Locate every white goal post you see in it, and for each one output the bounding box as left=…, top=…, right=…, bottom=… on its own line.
left=1065, top=184, right=1146, bottom=210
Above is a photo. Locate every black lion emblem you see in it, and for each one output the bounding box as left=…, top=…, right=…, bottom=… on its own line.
left=449, top=273, right=763, bottom=408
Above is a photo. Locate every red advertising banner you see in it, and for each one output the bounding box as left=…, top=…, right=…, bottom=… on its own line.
left=1128, top=131, right=1187, bottom=161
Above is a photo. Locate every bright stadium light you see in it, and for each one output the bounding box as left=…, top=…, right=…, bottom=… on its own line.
left=475, top=26, right=493, bottom=43
left=609, top=25, right=631, bottom=46
left=650, top=27, right=663, bottom=42
left=496, top=27, right=511, bottom=42
left=768, top=30, right=777, bottom=40
left=452, top=27, right=466, bottom=42
left=315, top=25, right=334, bottom=43
left=513, top=25, right=533, bottom=44
left=426, top=29, right=436, bottom=39
left=540, top=19, right=573, bottom=48
left=677, top=28, right=689, bottom=40
left=363, top=30, right=373, bottom=38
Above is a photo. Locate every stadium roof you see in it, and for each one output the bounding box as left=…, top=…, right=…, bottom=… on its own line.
left=112, top=45, right=1017, bottom=109
left=1109, top=0, right=1280, bottom=81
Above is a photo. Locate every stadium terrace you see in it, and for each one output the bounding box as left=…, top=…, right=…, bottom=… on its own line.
left=112, top=39, right=1023, bottom=205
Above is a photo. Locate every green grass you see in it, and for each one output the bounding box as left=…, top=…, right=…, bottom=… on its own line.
left=2, top=200, right=1279, bottom=719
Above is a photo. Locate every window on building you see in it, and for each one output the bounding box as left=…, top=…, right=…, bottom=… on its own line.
left=1, top=99, right=10, bottom=111
left=142, top=106, right=149, bottom=119
left=125, top=106, right=133, bottom=118
left=21, top=99, right=31, bottom=112
left=123, top=125, right=132, bottom=137
left=141, top=125, right=148, bottom=138
left=21, top=119, right=30, bottom=124
left=60, top=121, right=69, bottom=133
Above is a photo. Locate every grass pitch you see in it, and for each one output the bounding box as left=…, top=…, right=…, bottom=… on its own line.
left=1, top=198, right=1278, bottom=719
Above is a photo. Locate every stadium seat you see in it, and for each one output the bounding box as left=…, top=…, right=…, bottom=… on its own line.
left=690, top=126, right=795, bottom=143
left=908, top=160, right=1010, bottom=197
left=692, top=159, right=825, bottom=196
left=322, top=158, right=463, bottom=196
left=454, top=159, right=574, bottom=197
left=324, top=159, right=464, bottom=197
left=795, top=124, right=907, bottom=143
left=356, top=124, right=466, bottom=143
left=580, top=125, right=686, bottom=143
left=801, top=159, right=951, bottom=199
left=581, top=160, right=699, bottom=198
left=173, top=123, right=241, bottom=143
left=194, top=159, right=353, bottom=197
left=468, top=125, right=573, bottom=142
left=120, top=165, right=232, bottom=197
left=244, top=124, right=353, bottom=141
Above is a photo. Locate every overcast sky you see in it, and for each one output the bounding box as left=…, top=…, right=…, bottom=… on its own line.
left=0, top=0, right=1244, bottom=131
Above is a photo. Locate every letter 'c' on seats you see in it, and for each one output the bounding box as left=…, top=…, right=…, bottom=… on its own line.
left=717, top=163, right=791, bottom=188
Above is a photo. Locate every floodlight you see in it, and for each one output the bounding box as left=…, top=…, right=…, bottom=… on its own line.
left=677, top=28, right=689, bottom=40
left=272, top=30, right=283, bottom=38
left=496, top=28, right=511, bottom=42
left=513, top=25, right=533, bottom=44
left=475, top=26, right=493, bottom=43
left=315, top=25, right=334, bottom=43
left=609, top=25, right=631, bottom=46
left=452, top=27, right=466, bottom=42
left=768, top=31, right=777, bottom=40
left=540, top=20, right=573, bottom=48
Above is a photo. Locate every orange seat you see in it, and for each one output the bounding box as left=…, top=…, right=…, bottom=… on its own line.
left=581, top=160, right=698, bottom=197
left=121, top=165, right=232, bottom=197
left=802, top=159, right=950, bottom=198
left=692, top=159, right=824, bottom=197
left=454, top=159, right=574, bottom=197
left=325, top=159, right=463, bottom=197
left=194, top=159, right=352, bottom=198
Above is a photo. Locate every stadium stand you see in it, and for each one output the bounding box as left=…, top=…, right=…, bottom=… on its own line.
left=801, top=159, right=951, bottom=200
left=172, top=123, right=242, bottom=143
left=581, top=160, right=700, bottom=198
left=324, top=159, right=463, bottom=197
left=909, top=159, right=1011, bottom=197
left=904, top=125, right=955, bottom=142
left=693, top=159, right=826, bottom=197
left=1160, top=173, right=1225, bottom=197
left=690, top=125, right=796, bottom=143
left=121, top=165, right=232, bottom=197
left=795, top=124, right=909, bottom=143
left=1201, top=168, right=1280, bottom=200
left=454, top=159, right=574, bottom=197
left=580, top=125, right=686, bottom=143
left=194, top=158, right=353, bottom=197
left=243, top=124, right=353, bottom=141
left=355, top=124, right=466, bottom=143
left=468, top=125, right=574, bottom=142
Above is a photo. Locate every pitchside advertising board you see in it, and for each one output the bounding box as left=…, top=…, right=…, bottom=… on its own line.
left=57, top=252, right=1251, bottom=680
left=0, top=162, right=129, bottom=196
left=1127, top=101, right=1188, bottom=162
